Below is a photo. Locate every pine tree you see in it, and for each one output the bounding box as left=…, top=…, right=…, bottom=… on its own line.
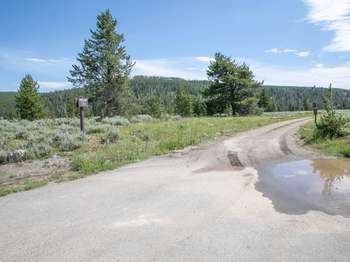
left=258, top=89, right=270, bottom=109
left=174, top=86, right=192, bottom=116
left=193, top=97, right=207, bottom=116
left=266, top=97, right=277, bottom=112
left=315, top=84, right=347, bottom=139
left=15, top=75, right=43, bottom=120
left=68, top=10, right=134, bottom=117
left=147, top=97, right=163, bottom=118
left=204, top=53, right=261, bottom=116
left=302, top=97, right=310, bottom=111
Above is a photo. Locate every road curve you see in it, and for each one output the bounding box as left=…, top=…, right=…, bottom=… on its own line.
left=1, top=118, right=350, bottom=262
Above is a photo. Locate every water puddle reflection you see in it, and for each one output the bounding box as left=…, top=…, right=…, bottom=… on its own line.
left=257, top=159, right=350, bottom=217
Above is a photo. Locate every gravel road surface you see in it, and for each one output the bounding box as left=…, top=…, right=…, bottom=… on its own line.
left=1, top=118, right=349, bottom=262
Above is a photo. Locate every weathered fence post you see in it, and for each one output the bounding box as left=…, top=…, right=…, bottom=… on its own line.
left=313, top=102, right=318, bottom=126
left=76, top=97, right=88, bottom=133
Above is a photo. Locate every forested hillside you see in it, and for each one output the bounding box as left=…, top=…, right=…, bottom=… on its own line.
left=1, top=76, right=350, bottom=118
left=0, top=92, right=16, bottom=118
left=264, top=85, right=350, bottom=111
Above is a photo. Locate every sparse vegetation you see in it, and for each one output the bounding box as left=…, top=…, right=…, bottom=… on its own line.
left=0, top=113, right=308, bottom=196
left=299, top=108, right=350, bottom=158
left=71, top=114, right=307, bottom=175
left=313, top=85, right=348, bottom=140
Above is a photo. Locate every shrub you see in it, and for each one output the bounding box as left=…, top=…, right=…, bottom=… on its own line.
left=27, top=133, right=52, bottom=147
left=52, top=132, right=82, bottom=151
left=132, top=129, right=150, bottom=142
left=101, top=116, right=130, bottom=126
left=102, top=128, right=120, bottom=144
left=130, top=114, right=153, bottom=123
left=86, top=124, right=109, bottom=134
left=0, top=151, right=8, bottom=164
left=0, top=137, right=6, bottom=149
left=160, top=113, right=171, bottom=121
left=58, top=136, right=82, bottom=151
left=314, top=113, right=347, bottom=139
left=15, top=129, right=29, bottom=139
left=26, top=143, right=52, bottom=159
left=170, top=115, right=182, bottom=121
left=314, top=85, right=348, bottom=139
left=339, top=146, right=350, bottom=157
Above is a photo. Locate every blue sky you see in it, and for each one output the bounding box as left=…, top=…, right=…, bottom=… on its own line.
left=1, top=0, right=350, bottom=91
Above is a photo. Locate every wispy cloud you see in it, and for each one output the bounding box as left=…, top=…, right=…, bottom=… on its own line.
left=252, top=61, right=350, bottom=88
left=24, top=57, right=73, bottom=65
left=133, top=56, right=350, bottom=89
left=265, top=48, right=310, bottom=57
left=0, top=49, right=74, bottom=91
left=295, top=51, right=310, bottom=57
left=265, top=48, right=297, bottom=54
left=303, top=0, right=350, bottom=52
left=2, top=49, right=350, bottom=91
left=194, top=56, right=214, bottom=63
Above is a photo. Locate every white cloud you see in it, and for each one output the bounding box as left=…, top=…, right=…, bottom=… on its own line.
left=296, top=51, right=311, bottom=57
left=134, top=56, right=350, bottom=89
left=24, top=57, right=73, bottom=65
left=303, top=0, right=350, bottom=52
left=194, top=56, right=214, bottom=63
left=265, top=48, right=297, bottom=53
left=38, top=81, right=70, bottom=89
left=282, top=49, right=298, bottom=53
left=252, top=62, right=350, bottom=88
left=265, top=48, right=279, bottom=53
left=265, top=48, right=310, bottom=57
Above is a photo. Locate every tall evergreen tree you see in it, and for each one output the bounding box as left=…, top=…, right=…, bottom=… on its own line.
left=258, top=89, right=270, bottom=109
left=266, top=97, right=277, bottom=112
left=174, top=86, right=192, bottom=116
left=204, top=53, right=261, bottom=116
left=15, top=75, right=43, bottom=120
left=147, top=97, right=163, bottom=118
left=68, top=9, right=134, bottom=116
left=302, top=97, right=310, bottom=111
left=193, top=96, right=207, bottom=116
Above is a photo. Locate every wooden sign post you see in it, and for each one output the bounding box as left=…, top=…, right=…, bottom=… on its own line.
left=76, top=97, right=88, bottom=133
left=312, top=102, right=318, bottom=126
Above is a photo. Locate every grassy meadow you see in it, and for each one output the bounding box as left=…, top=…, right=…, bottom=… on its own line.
left=0, top=112, right=309, bottom=196
left=298, top=110, right=350, bottom=157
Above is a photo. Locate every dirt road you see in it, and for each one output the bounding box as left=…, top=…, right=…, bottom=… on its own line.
left=1, top=118, right=350, bottom=261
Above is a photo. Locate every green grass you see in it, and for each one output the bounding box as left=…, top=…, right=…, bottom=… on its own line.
left=0, top=91, right=16, bottom=118
left=0, top=179, right=49, bottom=197
left=72, top=115, right=309, bottom=175
left=23, top=180, right=48, bottom=191
left=299, top=121, right=350, bottom=157
left=0, top=113, right=309, bottom=196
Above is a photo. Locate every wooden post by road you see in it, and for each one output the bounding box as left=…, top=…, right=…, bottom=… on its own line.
left=79, top=107, right=84, bottom=133
left=313, top=102, right=318, bottom=126
left=76, top=97, right=88, bottom=133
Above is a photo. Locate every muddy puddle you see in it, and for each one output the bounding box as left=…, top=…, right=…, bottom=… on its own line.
left=257, top=159, right=350, bottom=217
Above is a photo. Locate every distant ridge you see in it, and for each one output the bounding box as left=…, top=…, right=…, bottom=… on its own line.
left=1, top=76, right=350, bottom=118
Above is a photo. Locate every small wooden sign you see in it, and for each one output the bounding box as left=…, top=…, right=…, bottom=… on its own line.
left=78, top=98, right=88, bottom=108
left=76, top=97, right=88, bottom=133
